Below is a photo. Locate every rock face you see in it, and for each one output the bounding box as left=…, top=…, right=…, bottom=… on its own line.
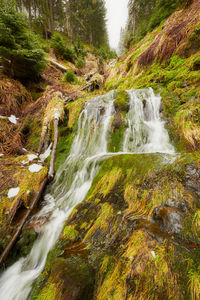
left=32, top=256, right=94, bottom=300
left=81, top=73, right=104, bottom=92
left=152, top=206, right=182, bottom=234
left=82, top=53, right=100, bottom=75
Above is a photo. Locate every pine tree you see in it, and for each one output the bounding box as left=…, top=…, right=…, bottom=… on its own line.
left=67, top=0, right=108, bottom=47
left=0, top=5, right=46, bottom=80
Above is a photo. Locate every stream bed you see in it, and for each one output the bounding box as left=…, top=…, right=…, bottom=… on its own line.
left=0, top=88, right=176, bottom=299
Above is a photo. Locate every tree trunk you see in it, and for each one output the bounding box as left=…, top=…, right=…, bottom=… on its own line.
left=49, top=0, right=54, bottom=34
left=28, top=0, right=32, bottom=28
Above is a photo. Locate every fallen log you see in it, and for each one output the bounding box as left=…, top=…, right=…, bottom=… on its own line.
left=38, top=91, right=65, bottom=176
left=0, top=176, right=48, bottom=265
left=48, top=118, right=59, bottom=180
left=38, top=121, right=48, bottom=155
left=48, top=58, right=67, bottom=73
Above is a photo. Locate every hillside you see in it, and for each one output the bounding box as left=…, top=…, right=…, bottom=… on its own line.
left=0, top=1, right=200, bottom=299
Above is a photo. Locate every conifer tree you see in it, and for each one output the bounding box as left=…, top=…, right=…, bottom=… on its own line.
left=0, top=4, right=46, bottom=80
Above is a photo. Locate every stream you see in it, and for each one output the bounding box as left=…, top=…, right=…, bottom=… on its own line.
left=0, top=88, right=175, bottom=299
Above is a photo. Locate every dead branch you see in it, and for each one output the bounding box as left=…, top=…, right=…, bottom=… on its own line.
left=48, top=59, right=67, bottom=73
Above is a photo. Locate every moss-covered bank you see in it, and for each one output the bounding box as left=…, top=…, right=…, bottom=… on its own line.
left=31, top=152, right=200, bottom=299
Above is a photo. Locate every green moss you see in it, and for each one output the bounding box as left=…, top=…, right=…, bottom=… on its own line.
left=106, top=50, right=200, bottom=152
left=32, top=255, right=94, bottom=300
left=33, top=282, right=57, bottom=300
left=55, top=127, right=74, bottom=171
left=0, top=156, right=47, bottom=256
left=23, top=116, right=42, bottom=152
left=108, top=125, right=125, bottom=153
left=114, top=90, right=129, bottom=115
left=30, top=147, right=200, bottom=299
left=62, top=225, right=79, bottom=241
left=188, top=25, right=200, bottom=42
left=65, top=97, right=87, bottom=129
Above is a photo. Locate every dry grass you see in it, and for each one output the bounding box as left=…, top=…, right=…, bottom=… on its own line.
left=175, top=102, right=200, bottom=150
left=0, top=119, right=24, bottom=155
left=0, top=76, right=32, bottom=117
left=42, top=66, right=63, bottom=86
left=139, top=0, right=200, bottom=65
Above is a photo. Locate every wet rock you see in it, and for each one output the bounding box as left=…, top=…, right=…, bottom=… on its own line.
left=114, top=90, right=129, bottom=113
left=112, top=112, right=123, bottom=131
left=185, top=165, right=200, bottom=197
left=152, top=206, right=182, bottom=234
left=32, top=256, right=94, bottom=300
left=81, top=73, right=104, bottom=92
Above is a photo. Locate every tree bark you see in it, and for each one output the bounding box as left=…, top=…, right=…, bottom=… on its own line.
left=48, top=118, right=59, bottom=180
left=48, top=58, right=67, bottom=72
left=38, top=122, right=48, bottom=155
left=28, top=0, right=32, bottom=28
left=49, top=0, right=54, bottom=34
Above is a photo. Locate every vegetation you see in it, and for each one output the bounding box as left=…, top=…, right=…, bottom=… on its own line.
left=67, top=0, right=108, bottom=47
left=13, top=0, right=108, bottom=48
left=76, top=57, right=85, bottom=69
left=50, top=32, right=74, bottom=62
left=0, top=6, right=46, bottom=80
left=0, top=0, right=200, bottom=299
left=126, top=0, right=188, bottom=42
left=93, top=46, right=117, bottom=63
left=63, top=70, right=77, bottom=84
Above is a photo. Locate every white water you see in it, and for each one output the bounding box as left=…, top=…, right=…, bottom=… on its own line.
left=123, top=88, right=174, bottom=154
left=0, top=88, right=174, bottom=299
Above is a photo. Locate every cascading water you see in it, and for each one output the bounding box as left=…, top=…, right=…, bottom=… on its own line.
left=123, top=88, right=174, bottom=154
left=0, top=88, right=174, bottom=299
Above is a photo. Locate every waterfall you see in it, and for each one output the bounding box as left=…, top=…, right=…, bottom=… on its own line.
left=123, top=88, right=174, bottom=154
left=0, top=88, right=174, bottom=299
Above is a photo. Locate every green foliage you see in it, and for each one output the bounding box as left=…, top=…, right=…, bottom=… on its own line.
left=41, top=42, right=50, bottom=53
left=94, top=47, right=117, bottom=63
left=51, top=32, right=74, bottom=62
left=0, top=7, right=46, bottom=81
left=128, top=0, right=188, bottom=42
left=63, top=70, right=77, bottom=84
left=148, top=0, right=186, bottom=31
left=76, top=57, right=85, bottom=69
left=67, top=0, right=108, bottom=47
left=73, top=38, right=87, bottom=59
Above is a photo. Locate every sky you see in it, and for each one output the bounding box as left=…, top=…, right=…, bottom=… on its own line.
left=105, top=0, right=129, bottom=50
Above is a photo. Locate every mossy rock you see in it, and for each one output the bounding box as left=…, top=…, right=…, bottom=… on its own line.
left=108, top=124, right=126, bottom=152
left=113, top=90, right=129, bottom=115
left=36, top=151, right=200, bottom=299
left=31, top=256, right=94, bottom=300
left=22, top=115, right=42, bottom=152
left=0, top=156, right=48, bottom=255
